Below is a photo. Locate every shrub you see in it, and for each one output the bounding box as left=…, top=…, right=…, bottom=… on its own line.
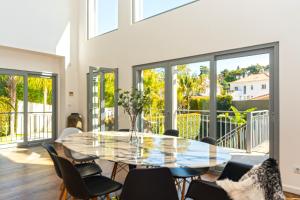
left=189, top=95, right=232, bottom=111
left=217, top=95, right=232, bottom=111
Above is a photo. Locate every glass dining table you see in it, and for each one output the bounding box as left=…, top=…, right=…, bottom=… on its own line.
left=59, top=131, right=231, bottom=171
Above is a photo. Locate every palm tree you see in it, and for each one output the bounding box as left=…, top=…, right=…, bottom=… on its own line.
left=5, top=75, right=22, bottom=138
left=178, top=75, right=194, bottom=109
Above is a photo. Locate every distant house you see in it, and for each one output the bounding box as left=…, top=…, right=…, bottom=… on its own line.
left=230, top=73, right=269, bottom=101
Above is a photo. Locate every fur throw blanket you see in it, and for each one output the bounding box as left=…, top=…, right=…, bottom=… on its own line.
left=217, top=158, right=285, bottom=200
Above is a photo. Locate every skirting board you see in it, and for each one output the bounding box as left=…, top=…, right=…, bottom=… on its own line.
left=284, top=185, right=300, bottom=195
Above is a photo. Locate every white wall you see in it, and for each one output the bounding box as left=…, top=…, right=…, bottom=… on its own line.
left=77, top=0, right=300, bottom=194
left=0, top=0, right=69, bottom=54
left=0, top=0, right=80, bottom=124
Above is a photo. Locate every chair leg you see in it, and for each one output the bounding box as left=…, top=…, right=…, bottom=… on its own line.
left=61, top=187, right=68, bottom=200
left=60, top=182, right=64, bottom=191
left=59, top=187, right=65, bottom=200
left=111, top=162, right=118, bottom=180
left=181, top=178, right=186, bottom=200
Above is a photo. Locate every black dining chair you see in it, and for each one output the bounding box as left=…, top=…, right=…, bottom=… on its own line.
left=42, top=143, right=102, bottom=200
left=185, top=161, right=253, bottom=200
left=164, top=129, right=180, bottom=137
left=165, top=132, right=217, bottom=200
left=53, top=153, right=122, bottom=200
left=120, top=168, right=179, bottom=200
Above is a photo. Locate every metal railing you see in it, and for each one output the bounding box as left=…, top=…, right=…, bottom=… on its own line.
left=0, top=112, right=24, bottom=144
left=0, top=112, right=53, bottom=144
left=28, top=112, right=52, bottom=141
left=217, top=124, right=247, bottom=149
left=177, top=110, right=209, bottom=139
left=142, top=109, right=270, bottom=152
left=246, top=110, right=269, bottom=152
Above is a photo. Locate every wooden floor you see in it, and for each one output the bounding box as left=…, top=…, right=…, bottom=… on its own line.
left=0, top=146, right=299, bottom=200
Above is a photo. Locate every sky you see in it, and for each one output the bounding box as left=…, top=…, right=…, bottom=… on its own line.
left=142, top=0, right=195, bottom=19
left=96, top=0, right=118, bottom=35
left=186, top=54, right=270, bottom=75
left=95, top=0, right=195, bottom=34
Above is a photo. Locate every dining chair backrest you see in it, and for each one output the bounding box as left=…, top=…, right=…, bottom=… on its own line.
left=218, top=161, right=252, bottom=181
left=41, top=143, right=62, bottom=179
left=164, top=129, right=179, bottom=137
left=118, top=129, right=130, bottom=132
left=120, top=168, right=179, bottom=200
left=201, top=137, right=217, bottom=145
left=52, top=153, right=90, bottom=199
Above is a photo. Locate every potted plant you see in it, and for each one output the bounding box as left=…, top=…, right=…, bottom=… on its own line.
left=118, top=88, right=150, bottom=142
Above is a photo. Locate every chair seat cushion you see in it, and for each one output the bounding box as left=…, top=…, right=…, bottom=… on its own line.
left=84, top=175, right=122, bottom=197
left=170, top=167, right=208, bottom=178
left=75, top=163, right=102, bottom=177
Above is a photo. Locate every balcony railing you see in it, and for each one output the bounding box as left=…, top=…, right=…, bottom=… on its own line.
left=143, top=109, right=269, bottom=152
left=0, top=112, right=53, bottom=144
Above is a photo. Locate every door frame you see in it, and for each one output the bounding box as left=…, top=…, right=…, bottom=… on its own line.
left=132, top=42, right=279, bottom=160
left=87, top=66, right=119, bottom=132
left=0, top=68, right=58, bottom=147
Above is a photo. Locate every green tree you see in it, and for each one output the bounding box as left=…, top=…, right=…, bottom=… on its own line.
left=200, top=66, right=209, bottom=75
left=142, top=69, right=165, bottom=114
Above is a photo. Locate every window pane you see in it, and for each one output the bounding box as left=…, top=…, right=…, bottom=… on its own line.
left=134, top=0, right=196, bottom=22
left=28, top=76, right=53, bottom=141
left=0, top=74, right=24, bottom=144
left=175, top=61, right=210, bottom=140
left=141, top=68, right=165, bottom=134
left=89, top=0, right=118, bottom=38
left=216, top=53, right=270, bottom=156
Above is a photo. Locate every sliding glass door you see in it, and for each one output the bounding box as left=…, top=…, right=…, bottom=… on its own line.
left=133, top=43, right=279, bottom=160
left=215, top=52, right=272, bottom=156
left=173, top=61, right=211, bottom=139
left=0, top=69, right=57, bottom=147
left=88, top=67, right=118, bottom=132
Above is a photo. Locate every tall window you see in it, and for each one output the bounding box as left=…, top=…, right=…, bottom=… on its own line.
left=133, top=0, right=197, bottom=22
left=88, top=0, right=118, bottom=38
